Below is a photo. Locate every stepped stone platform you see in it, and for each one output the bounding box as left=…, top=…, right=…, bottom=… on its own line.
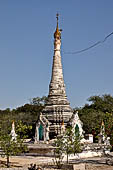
left=24, top=142, right=111, bottom=158
left=26, top=142, right=55, bottom=156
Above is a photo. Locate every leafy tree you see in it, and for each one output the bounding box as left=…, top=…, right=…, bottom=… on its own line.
left=64, top=127, right=82, bottom=163
left=16, top=120, right=32, bottom=138
left=88, top=94, right=113, bottom=113
left=0, top=124, right=27, bottom=168
left=0, top=96, right=47, bottom=138
left=54, top=136, right=64, bottom=169
left=54, top=126, right=82, bottom=164
left=0, top=111, right=13, bottom=136
left=30, top=96, right=48, bottom=106
left=73, top=134, right=82, bottom=155
left=75, top=94, right=113, bottom=143
left=104, top=112, right=113, bottom=145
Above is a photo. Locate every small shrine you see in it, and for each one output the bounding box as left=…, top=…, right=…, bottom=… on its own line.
left=35, top=113, right=50, bottom=142
left=98, top=120, right=110, bottom=145
left=10, top=121, right=17, bottom=141
left=70, top=111, right=84, bottom=137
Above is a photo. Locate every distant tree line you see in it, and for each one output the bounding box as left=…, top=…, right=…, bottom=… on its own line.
left=74, top=94, right=113, bottom=145
left=0, top=96, right=47, bottom=139
left=0, top=94, right=113, bottom=144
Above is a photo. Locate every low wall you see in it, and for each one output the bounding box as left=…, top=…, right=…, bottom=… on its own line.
left=26, top=143, right=110, bottom=157
left=28, top=147, right=55, bottom=156
left=25, top=143, right=55, bottom=156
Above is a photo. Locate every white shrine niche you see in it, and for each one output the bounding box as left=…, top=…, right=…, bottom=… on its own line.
left=70, top=112, right=94, bottom=144
left=71, top=111, right=84, bottom=138
left=35, top=113, right=50, bottom=143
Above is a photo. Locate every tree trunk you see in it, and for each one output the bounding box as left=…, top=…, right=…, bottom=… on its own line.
left=66, top=144, right=69, bottom=163
left=7, top=155, right=10, bottom=168
left=67, top=153, right=68, bottom=163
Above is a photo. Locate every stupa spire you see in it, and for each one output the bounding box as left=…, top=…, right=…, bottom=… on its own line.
left=49, top=13, right=65, bottom=97
left=42, top=14, right=73, bottom=138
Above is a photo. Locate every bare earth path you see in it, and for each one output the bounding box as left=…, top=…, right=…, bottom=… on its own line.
left=0, top=155, right=113, bottom=170
left=0, top=155, right=53, bottom=167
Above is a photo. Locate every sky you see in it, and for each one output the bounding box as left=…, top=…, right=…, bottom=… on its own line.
left=0, top=0, right=113, bottom=110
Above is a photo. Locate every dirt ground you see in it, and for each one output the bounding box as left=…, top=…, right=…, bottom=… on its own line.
left=0, top=156, right=113, bottom=170
left=85, top=164, right=113, bottom=170
left=0, top=155, right=53, bottom=168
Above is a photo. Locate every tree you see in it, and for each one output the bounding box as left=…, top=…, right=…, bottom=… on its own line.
left=64, top=127, right=82, bottom=163
left=54, top=136, right=64, bottom=169
left=16, top=120, right=32, bottom=138
left=0, top=96, right=48, bottom=139
left=0, top=124, right=27, bottom=167
left=30, top=96, right=48, bottom=106
left=104, top=112, right=113, bottom=146
left=54, top=126, right=82, bottom=165
left=75, top=94, right=113, bottom=144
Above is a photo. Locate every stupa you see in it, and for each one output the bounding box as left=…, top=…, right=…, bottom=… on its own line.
left=42, top=14, right=73, bottom=139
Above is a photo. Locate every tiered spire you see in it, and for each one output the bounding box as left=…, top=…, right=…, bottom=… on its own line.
left=42, top=14, right=73, bottom=138
left=49, top=13, right=66, bottom=99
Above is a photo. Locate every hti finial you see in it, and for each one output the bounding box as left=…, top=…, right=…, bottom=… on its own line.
left=56, top=13, right=59, bottom=23
left=54, top=13, right=61, bottom=39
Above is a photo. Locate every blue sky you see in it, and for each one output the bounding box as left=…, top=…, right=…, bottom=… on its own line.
left=0, top=0, right=113, bottom=109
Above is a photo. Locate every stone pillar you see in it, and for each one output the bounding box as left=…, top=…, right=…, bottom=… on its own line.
left=43, top=126, right=46, bottom=142
left=35, top=123, right=39, bottom=143
left=46, top=126, right=49, bottom=141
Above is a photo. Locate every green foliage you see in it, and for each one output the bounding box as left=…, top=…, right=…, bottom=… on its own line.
left=88, top=94, right=113, bottom=113
left=30, top=96, right=48, bottom=106
left=0, top=96, right=46, bottom=139
left=64, top=127, right=82, bottom=163
left=55, top=137, right=64, bottom=154
left=104, top=112, right=113, bottom=145
left=0, top=125, right=27, bottom=167
left=16, top=120, right=32, bottom=138
left=54, top=126, right=82, bottom=165
left=75, top=94, right=113, bottom=144
left=54, top=137, right=64, bottom=169
left=73, top=135, right=82, bottom=155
